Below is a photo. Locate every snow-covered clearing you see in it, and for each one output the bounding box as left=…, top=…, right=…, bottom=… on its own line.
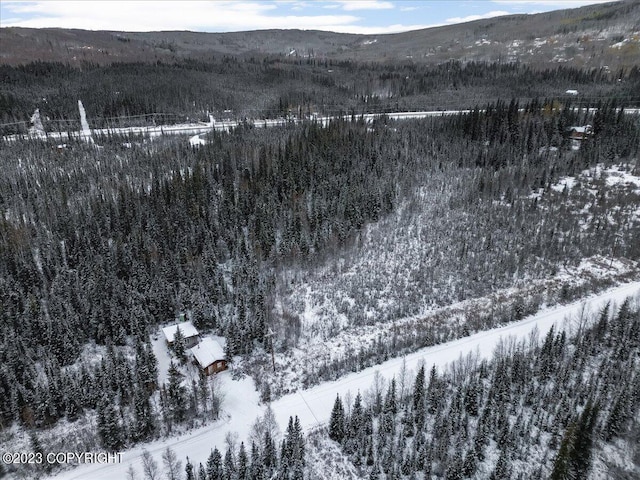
left=50, top=281, right=640, bottom=480
left=250, top=254, right=638, bottom=398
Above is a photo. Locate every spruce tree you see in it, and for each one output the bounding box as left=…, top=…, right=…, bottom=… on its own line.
left=185, top=456, right=194, bottom=480
left=349, top=391, right=364, bottom=441
left=237, top=442, right=248, bottom=480
left=132, top=384, right=155, bottom=441
left=224, top=446, right=236, bottom=480
left=166, top=361, right=187, bottom=424
left=262, top=430, right=278, bottom=476
left=570, top=400, right=599, bottom=479
left=384, top=378, right=397, bottom=415
left=173, top=326, right=187, bottom=362
left=206, top=448, right=223, bottom=480
left=97, top=396, right=123, bottom=451
left=413, top=365, right=426, bottom=427
left=329, top=394, right=345, bottom=443
left=427, top=365, right=440, bottom=415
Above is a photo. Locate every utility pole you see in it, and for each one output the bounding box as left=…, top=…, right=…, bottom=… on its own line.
left=609, top=233, right=623, bottom=269
left=265, top=328, right=276, bottom=372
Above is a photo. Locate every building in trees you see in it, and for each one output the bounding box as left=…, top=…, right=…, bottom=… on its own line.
left=567, top=124, right=593, bottom=141
left=189, top=337, right=228, bottom=375
left=162, top=320, right=200, bottom=349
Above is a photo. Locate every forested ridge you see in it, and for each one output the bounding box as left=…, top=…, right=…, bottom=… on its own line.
left=1, top=56, right=640, bottom=478
left=2, top=59, right=639, bottom=134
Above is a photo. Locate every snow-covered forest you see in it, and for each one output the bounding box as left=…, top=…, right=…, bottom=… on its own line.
left=1, top=44, right=640, bottom=480
left=319, top=298, right=640, bottom=479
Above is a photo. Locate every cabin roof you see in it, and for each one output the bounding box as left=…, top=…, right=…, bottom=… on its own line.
left=568, top=125, right=592, bottom=133
left=162, top=321, right=199, bottom=343
left=190, top=337, right=225, bottom=369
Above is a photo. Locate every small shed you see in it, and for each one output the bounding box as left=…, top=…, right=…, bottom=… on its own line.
left=190, top=337, right=227, bottom=375
left=162, top=321, right=200, bottom=349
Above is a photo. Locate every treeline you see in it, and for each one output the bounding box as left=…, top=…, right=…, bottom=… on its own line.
left=2, top=58, right=639, bottom=134
left=325, top=299, right=640, bottom=479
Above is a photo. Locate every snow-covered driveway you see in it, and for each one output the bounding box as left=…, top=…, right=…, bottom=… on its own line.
left=52, top=280, right=640, bottom=479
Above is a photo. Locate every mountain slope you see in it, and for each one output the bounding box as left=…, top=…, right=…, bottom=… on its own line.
left=1, top=0, right=638, bottom=68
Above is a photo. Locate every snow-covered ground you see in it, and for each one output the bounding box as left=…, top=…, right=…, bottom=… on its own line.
left=49, top=280, right=640, bottom=480
left=256, top=162, right=639, bottom=397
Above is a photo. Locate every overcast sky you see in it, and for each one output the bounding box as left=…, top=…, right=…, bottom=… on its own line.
left=0, top=1, right=620, bottom=34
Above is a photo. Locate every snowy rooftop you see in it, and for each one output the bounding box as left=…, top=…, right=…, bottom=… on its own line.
left=568, top=124, right=592, bottom=133
left=162, top=321, right=199, bottom=343
left=190, top=337, right=225, bottom=368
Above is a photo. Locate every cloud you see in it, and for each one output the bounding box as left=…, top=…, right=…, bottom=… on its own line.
left=338, top=1, right=395, bottom=11
left=0, top=1, right=360, bottom=32
left=492, top=0, right=619, bottom=6
left=446, top=10, right=510, bottom=24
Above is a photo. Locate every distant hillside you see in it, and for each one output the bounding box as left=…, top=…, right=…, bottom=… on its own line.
left=1, top=0, right=639, bottom=68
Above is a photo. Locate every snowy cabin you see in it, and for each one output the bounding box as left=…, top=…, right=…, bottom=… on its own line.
left=568, top=125, right=593, bottom=141
left=162, top=321, right=200, bottom=349
left=190, top=337, right=227, bottom=375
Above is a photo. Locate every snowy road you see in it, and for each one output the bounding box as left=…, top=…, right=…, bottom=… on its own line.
left=5, top=107, right=640, bottom=143
left=1, top=110, right=480, bottom=143
left=51, top=280, right=640, bottom=479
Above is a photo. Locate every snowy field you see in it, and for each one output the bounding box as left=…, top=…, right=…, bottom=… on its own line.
left=50, top=280, right=640, bottom=480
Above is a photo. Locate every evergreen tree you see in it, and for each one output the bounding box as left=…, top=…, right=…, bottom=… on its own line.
left=237, top=442, right=248, bottom=480
left=173, top=326, right=187, bottom=362
left=29, top=430, right=50, bottom=474
left=384, top=378, right=397, bottom=415
left=223, top=446, right=236, bottom=480
left=132, top=384, right=155, bottom=441
left=166, top=361, right=187, bottom=424
left=206, top=448, right=223, bottom=480
left=97, top=396, right=123, bottom=451
left=185, top=457, right=194, bottom=480
left=550, top=425, right=574, bottom=480
left=427, top=365, right=440, bottom=415
left=604, top=393, right=627, bottom=441
left=126, top=464, right=138, bottom=480
left=349, top=391, right=364, bottom=441
left=329, top=394, right=345, bottom=443
left=413, top=365, right=426, bottom=427
left=262, top=430, right=278, bottom=477
left=249, top=442, right=263, bottom=480
left=570, top=400, right=599, bottom=479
